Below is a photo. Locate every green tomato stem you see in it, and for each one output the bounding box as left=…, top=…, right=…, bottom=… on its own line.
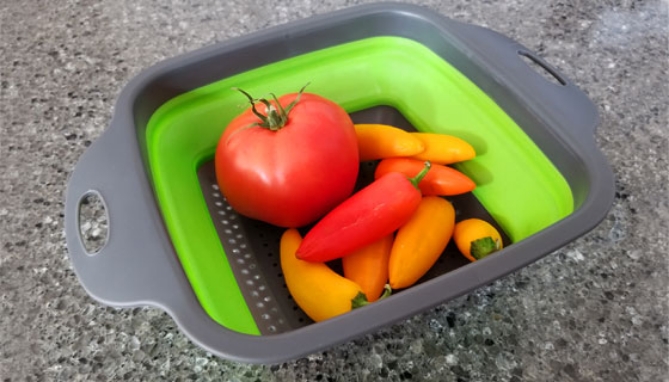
left=232, top=83, right=310, bottom=131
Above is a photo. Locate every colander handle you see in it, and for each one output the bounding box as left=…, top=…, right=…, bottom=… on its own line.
left=446, top=20, right=600, bottom=142
left=64, top=119, right=193, bottom=309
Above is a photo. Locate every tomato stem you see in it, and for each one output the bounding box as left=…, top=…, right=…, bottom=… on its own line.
left=233, top=87, right=266, bottom=124
left=282, top=82, right=309, bottom=115
left=408, top=161, right=432, bottom=189
left=232, top=83, right=310, bottom=131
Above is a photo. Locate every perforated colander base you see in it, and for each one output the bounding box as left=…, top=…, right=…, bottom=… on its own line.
left=197, top=106, right=510, bottom=335
left=198, top=164, right=312, bottom=335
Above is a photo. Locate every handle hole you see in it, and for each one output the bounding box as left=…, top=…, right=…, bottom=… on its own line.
left=78, top=191, right=109, bottom=255
left=518, top=51, right=567, bottom=86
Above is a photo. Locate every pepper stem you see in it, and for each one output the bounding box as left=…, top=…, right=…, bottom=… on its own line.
left=408, top=161, right=432, bottom=189
left=351, top=284, right=393, bottom=309
left=378, top=284, right=392, bottom=300
left=351, top=292, right=370, bottom=309
left=470, top=237, right=501, bottom=260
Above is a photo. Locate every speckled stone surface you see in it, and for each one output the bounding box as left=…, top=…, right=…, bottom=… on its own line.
left=1, top=0, right=668, bottom=381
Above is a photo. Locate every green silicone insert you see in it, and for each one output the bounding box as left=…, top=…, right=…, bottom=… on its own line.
left=145, top=36, right=574, bottom=335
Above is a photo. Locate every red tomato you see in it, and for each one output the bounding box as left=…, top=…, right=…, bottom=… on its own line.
left=214, top=89, right=359, bottom=228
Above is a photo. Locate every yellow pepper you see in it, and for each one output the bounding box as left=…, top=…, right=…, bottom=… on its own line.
left=280, top=228, right=369, bottom=322
left=355, top=124, right=425, bottom=161
left=453, top=218, right=503, bottom=262
left=388, top=196, right=455, bottom=289
left=409, top=132, right=476, bottom=165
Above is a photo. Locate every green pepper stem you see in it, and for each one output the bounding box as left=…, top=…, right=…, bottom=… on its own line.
left=351, top=292, right=370, bottom=309
left=351, top=285, right=393, bottom=309
left=470, top=236, right=501, bottom=260
left=408, top=161, right=432, bottom=189
left=378, top=284, right=392, bottom=300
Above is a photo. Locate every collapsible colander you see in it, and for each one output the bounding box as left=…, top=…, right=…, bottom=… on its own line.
left=64, top=3, right=614, bottom=364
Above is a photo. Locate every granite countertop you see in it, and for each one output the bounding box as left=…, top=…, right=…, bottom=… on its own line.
left=1, top=0, right=667, bottom=380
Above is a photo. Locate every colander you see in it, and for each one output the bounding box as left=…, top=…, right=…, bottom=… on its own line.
left=64, top=2, right=614, bottom=364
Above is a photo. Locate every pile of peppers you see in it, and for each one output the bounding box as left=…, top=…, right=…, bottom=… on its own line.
left=280, top=123, right=503, bottom=323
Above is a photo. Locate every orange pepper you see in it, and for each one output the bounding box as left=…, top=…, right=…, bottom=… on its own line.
left=342, top=235, right=393, bottom=302
left=453, top=218, right=503, bottom=262
left=388, top=196, right=455, bottom=289
left=280, top=228, right=368, bottom=322
left=355, top=124, right=425, bottom=161
left=409, top=132, right=476, bottom=165
left=374, top=157, right=476, bottom=196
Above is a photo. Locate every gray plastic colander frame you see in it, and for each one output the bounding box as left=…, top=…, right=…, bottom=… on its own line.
left=64, top=2, right=615, bottom=364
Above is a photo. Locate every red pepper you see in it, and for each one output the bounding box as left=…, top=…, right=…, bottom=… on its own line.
left=296, top=162, right=431, bottom=263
